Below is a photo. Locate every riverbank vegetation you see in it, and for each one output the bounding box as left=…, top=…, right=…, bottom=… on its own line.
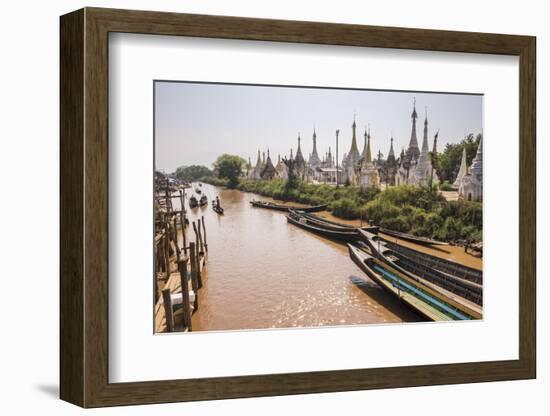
left=197, top=149, right=482, bottom=242
left=235, top=179, right=481, bottom=242
left=174, top=165, right=213, bottom=181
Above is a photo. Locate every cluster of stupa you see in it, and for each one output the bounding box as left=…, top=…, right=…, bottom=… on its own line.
left=244, top=99, right=482, bottom=202
left=393, top=100, right=439, bottom=187
left=246, top=130, right=337, bottom=183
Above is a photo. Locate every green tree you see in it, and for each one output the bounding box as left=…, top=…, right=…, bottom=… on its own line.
left=213, top=154, right=246, bottom=188
left=437, top=133, right=481, bottom=182
left=174, top=165, right=213, bottom=180
left=282, top=157, right=300, bottom=194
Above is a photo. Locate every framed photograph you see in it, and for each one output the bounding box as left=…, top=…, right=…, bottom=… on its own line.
left=60, top=7, right=536, bottom=407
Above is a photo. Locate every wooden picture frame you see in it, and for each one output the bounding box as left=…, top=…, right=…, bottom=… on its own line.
left=60, top=7, right=536, bottom=408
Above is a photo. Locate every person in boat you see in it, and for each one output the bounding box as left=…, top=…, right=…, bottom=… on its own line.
left=215, top=196, right=220, bottom=208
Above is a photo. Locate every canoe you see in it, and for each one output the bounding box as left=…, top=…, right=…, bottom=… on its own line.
left=189, top=196, right=198, bottom=209
left=348, top=244, right=475, bottom=321
left=358, top=229, right=483, bottom=309
left=212, top=204, right=224, bottom=215
left=384, top=240, right=482, bottom=284
left=299, top=212, right=379, bottom=233
left=250, top=200, right=327, bottom=213
left=290, top=210, right=379, bottom=234
left=286, top=212, right=360, bottom=243
left=379, top=228, right=448, bottom=246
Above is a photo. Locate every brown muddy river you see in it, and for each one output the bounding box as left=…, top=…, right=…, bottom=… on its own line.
left=175, top=183, right=422, bottom=331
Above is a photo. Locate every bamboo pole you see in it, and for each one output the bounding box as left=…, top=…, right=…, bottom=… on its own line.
left=197, top=218, right=204, bottom=254
left=189, top=242, right=199, bottom=310
left=179, top=189, right=185, bottom=214
left=180, top=210, right=187, bottom=256
left=195, top=240, right=203, bottom=289
left=201, top=215, right=208, bottom=253
left=172, top=216, right=180, bottom=263
left=192, top=221, right=201, bottom=253
left=178, top=259, right=192, bottom=331
left=162, top=288, right=175, bottom=332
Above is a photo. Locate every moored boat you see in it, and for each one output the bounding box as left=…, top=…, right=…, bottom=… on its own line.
left=348, top=244, right=476, bottom=321
left=300, top=212, right=379, bottom=233
left=358, top=229, right=483, bottom=309
left=212, top=204, right=224, bottom=215
left=189, top=195, right=199, bottom=209
left=286, top=210, right=360, bottom=243
left=379, top=227, right=448, bottom=246
left=250, top=199, right=327, bottom=213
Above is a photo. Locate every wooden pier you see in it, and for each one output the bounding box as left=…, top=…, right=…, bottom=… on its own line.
left=154, top=178, right=209, bottom=333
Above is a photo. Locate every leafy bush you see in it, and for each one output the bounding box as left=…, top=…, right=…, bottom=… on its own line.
left=330, top=198, right=360, bottom=219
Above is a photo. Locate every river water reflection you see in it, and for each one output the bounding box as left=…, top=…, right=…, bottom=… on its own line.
left=177, top=183, right=421, bottom=331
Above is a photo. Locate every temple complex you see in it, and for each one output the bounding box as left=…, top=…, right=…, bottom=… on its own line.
left=243, top=101, right=480, bottom=200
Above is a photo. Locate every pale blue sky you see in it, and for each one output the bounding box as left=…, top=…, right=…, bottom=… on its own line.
left=155, top=81, right=482, bottom=172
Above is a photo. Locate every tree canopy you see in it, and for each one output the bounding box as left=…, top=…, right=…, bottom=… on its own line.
left=174, top=165, right=213, bottom=181
left=213, top=154, right=246, bottom=188
left=436, top=133, right=482, bottom=183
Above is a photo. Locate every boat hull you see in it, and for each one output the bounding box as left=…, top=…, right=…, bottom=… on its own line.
left=250, top=200, right=327, bottom=213
left=286, top=213, right=359, bottom=243
left=379, top=227, right=448, bottom=246
left=348, top=244, right=474, bottom=321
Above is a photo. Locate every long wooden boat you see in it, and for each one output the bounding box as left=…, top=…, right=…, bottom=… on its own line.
left=250, top=200, right=327, bottom=213
left=199, top=195, right=208, bottom=206
left=290, top=210, right=379, bottom=234
left=384, top=240, right=482, bottom=284
left=348, top=244, right=477, bottom=321
left=189, top=195, right=198, bottom=209
left=379, top=227, right=448, bottom=246
left=212, top=204, right=224, bottom=215
left=300, top=212, right=379, bottom=233
left=358, top=229, right=483, bottom=308
left=286, top=212, right=360, bottom=243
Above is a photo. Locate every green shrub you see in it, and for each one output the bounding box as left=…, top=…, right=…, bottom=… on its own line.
left=330, top=198, right=360, bottom=219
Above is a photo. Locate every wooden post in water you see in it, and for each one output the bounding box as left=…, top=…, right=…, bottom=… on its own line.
left=192, top=221, right=201, bottom=254
left=197, top=219, right=204, bottom=255
left=178, top=258, right=192, bottom=331
left=180, top=210, right=187, bottom=256
left=201, top=215, right=208, bottom=253
left=172, top=216, right=180, bottom=263
left=195, top=240, right=203, bottom=289
left=189, top=242, right=199, bottom=310
left=162, top=288, right=175, bottom=332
